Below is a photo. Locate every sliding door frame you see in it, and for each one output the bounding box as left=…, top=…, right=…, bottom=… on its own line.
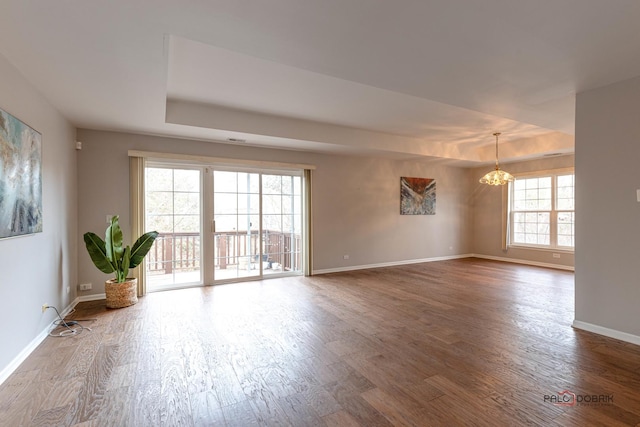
left=130, top=150, right=314, bottom=291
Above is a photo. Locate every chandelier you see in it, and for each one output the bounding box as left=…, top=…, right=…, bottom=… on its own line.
left=479, top=132, right=515, bottom=186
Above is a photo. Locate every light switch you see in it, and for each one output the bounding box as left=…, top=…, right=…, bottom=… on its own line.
left=637, top=190, right=640, bottom=202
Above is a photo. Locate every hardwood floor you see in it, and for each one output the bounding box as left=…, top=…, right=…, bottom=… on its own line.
left=2, top=258, right=640, bottom=426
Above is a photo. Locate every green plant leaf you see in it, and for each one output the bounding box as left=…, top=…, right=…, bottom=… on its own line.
left=105, top=215, right=124, bottom=264
left=121, top=246, right=131, bottom=282
left=83, top=232, right=116, bottom=274
left=129, top=230, right=159, bottom=268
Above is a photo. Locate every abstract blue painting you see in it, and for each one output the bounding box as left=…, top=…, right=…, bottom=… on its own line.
left=0, top=108, right=42, bottom=238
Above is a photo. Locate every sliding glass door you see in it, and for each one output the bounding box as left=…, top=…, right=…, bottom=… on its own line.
left=145, top=166, right=202, bottom=291
left=144, top=162, right=305, bottom=290
left=212, top=170, right=304, bottom=282
left=213, top=171, right=261, bottom=281
left=261, top=174, right=303, bottom=276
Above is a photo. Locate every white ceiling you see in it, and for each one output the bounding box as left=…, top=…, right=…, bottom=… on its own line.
left=1, top=1, right=640, bottom=164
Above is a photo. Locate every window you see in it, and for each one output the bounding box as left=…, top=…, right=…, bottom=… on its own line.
left=509, top=171, right=574, bottom=250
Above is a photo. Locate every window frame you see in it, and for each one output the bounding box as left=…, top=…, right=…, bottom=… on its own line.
left=508, top=168, right=574, bottom=253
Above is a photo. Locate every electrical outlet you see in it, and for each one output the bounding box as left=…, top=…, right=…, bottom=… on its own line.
left=41, top=303, right=48, bottom=313
left=106, top=214, right=113, bottom=224
left=66, top=286, right=70, bottom=294
left=343, top=254, right=349, bottom=260
left=553, top=253, right=561, bottom=259
left=79, top=283, right=92, bottom=291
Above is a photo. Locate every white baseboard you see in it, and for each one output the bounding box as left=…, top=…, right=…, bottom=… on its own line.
left=572, top=320, right=640, bottom=346
left=312, top=253, right=574, bottom=275
left=312, top=254, right=474, bottom=275
left=77, top=293, right=106, bottom=302
left=0, top=297, right=81, bottom=386
left=471, top=254, right=574, bottom=271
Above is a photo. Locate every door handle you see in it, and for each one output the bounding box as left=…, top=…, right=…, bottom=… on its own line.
left=211, top=219, right=216, bottom=233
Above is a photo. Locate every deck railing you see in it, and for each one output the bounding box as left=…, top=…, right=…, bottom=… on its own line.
left=146, top=230, right=302, bottom=274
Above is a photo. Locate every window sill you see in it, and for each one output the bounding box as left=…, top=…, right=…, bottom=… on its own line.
left=508, top=245, right=574, bottom=254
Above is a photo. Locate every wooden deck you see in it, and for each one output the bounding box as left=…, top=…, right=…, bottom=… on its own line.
left=1, top=258, right=639, bottom=426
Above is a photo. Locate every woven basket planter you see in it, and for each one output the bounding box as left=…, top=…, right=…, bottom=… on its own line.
left=105, top=278, right=138, bottom=309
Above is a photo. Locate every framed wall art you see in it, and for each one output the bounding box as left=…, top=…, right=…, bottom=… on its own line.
left=400, top=176, right=435, bottom=215
left=0, top=108, right=42, bottom=238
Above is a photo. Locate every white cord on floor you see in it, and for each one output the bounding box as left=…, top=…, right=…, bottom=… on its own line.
left=46, top=305, right=95, bottom=337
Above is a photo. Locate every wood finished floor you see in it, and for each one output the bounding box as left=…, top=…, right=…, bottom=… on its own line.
left=2, top=258, right=640, bottom=426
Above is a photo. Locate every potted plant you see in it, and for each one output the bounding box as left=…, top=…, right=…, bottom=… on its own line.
left=83, top=215, right=158, bottom=308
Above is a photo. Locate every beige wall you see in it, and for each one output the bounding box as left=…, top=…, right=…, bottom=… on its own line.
left=313, top=156, right=473, bottom=271
left=471, top=155, right=575, bottom=269
left=0, top=54, right=77, bottom=374
left=76, top=129, right=473, bottom=295
left=575, top=75, right=640, bottom=337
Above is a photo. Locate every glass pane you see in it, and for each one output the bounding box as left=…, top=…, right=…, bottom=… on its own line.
left=558, top=212, right=574, bottom=223
left=558, top=174, right=574, bottom=187
left=557, top=198, right=574, bottom=210
left=214, top=193, right=237, bottom=215
left=525, top=189, right=538, bottom=200
left=293, top=177, right=302, bottom=195
left=173, top=215, right=199, bottom=233
left=263, top=195, right=282, bottom=214
left=250, top=215, right=260, bottom=231
left=539, top=188, right=551, bottom=200
left=558, top=235, right=574, bottom=247
left=556, top=174, right=575, bottom=213
left=146, top=168, right=173, bottom=191
left=557, top=211, right=575, bottom=248
left=262, top=175, right=282, bottom=194
left=293, top=195, right=302, bottom=215
left=537, top=223, right=549, bottom=234
left=558, top=224, right=572, bottom=234
left=215, top=215, right=237, bottom=232
left=281, top=176, right=293, bottom=195
left=539, top=199, right=552, bottom=210
left=235, top=215, right=253, bottom=233
left=237, top=194, right=260, bottom=214
left=525, top=178, right=538, bottom=189
left=146, top=191, right=173, bottom=214
left=263, top=214, right=283, bottom=232
left=174, top=192, right=200, bottom=215
left=237, top=172, right=260, bottom=193
left=557, top=187, right=573, bottom=199
left=146, top=214, right=173, bottom=233
left=282, top=195, right=293, bottom=214
left=214, top=171, right=238, bottom=193
left=538, top=177, right=552, bottom=188
left=174, top=169, right=200, bottom=192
